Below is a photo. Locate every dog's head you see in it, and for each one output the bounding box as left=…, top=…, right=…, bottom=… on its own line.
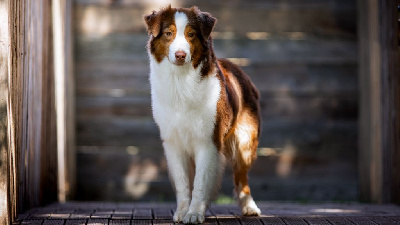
left=144, top=5, right=216, bottom=67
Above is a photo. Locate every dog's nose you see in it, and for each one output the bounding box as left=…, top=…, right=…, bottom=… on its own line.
left=175, top=51, right=186, bottom=61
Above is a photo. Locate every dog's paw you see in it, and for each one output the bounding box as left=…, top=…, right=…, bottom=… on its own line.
left=183, top=212, right=205, bottom=224
left=241, top=204, right=261, bottom=216
left=173, top=209, right=189, bottom=223
left=238, top=192, right=261, bottom=216
left=174, top=200, right=190, bottom=223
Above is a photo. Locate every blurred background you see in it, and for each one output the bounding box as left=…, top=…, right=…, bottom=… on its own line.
left=74, top=0, right=358, bottom=202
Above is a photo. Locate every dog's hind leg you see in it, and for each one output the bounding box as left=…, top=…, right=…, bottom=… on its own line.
left=233, top=162, right=261, bottom=216
left=232, top=115, right=261, bottom=216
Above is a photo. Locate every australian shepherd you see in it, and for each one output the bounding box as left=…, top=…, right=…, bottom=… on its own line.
left=144, top=5, right=261, bottom=224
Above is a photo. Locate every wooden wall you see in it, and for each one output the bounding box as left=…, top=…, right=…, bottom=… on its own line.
left=1, top=0, right=58, bottom=221
left=74, top=0, right=359, bottom=201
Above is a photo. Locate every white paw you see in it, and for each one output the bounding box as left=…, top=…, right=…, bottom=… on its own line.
left=173, top=209, right=189, bottom=223
left=183, top=212, right=205, bottom=224
left=174, top=200, right=190, bottom=223
left=239, top=193, right=261, bottom=216
left=242, top=204, right=261, bottom=216
left=238, top=191, right=261, bottom=216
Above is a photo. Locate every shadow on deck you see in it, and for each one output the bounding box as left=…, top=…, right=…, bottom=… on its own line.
left=15, top=202, right=400, bottom=224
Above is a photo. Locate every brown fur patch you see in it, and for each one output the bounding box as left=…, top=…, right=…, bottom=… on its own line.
left=144, top=6, right=176, bottom=63
left=214, top=59, right=260, bottom=152
left=234, top=169, right=251, bottom=195
left=214, top=59, right=261, bottom=196
left=213, top=61, right=239, bottom=151
left=177, top=7, right=216, bottom=73
left=185, top=25, right=205, bottom=69
left=218, top=59, right=261, bottom=136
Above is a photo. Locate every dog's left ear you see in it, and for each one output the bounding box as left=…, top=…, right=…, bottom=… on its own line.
left=192, top=6, right=216, bottom=40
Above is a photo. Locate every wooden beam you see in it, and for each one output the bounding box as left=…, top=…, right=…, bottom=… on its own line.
left=358, top=0, right=400, bottom=203
left=52, top=0, right=75, bottom=201
left=1, top=1, right=58, bottom=223
left=40, top=0, right=58, bottom=206
left=383, top=0, right=400, bottom=204
left=7, top=0, right=25, bottom=219
left=0, top=0, right=11, bottom=223
left=358, top=0, right=380, bottom=203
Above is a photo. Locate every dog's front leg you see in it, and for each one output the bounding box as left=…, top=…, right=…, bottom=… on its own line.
left=164, top=142, right=191, bottom=223
left=183, top=143, right=220, bottom=224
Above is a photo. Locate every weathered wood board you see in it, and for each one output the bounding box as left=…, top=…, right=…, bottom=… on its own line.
left=358, top=0, right=400, bottom=203
left=15, top=202, right=400, bottom=225
left=2, top=0, right=58, bottom=222
left=0, top=1, right=10, bottom=223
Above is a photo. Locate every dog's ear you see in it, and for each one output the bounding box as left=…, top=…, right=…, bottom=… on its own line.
left=144, top=5, right=172, bottom=37
left=193, top=7, right=216, bottom=40
left=144, top=10, right=162, bottom=37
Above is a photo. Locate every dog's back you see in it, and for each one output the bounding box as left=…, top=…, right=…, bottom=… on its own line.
left=216, top=58, right=260, bottom=160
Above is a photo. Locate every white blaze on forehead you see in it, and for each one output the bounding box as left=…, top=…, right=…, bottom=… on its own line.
left=169, top=12, right=191, bottom=64
left=175, top=11, right=188, bottom=33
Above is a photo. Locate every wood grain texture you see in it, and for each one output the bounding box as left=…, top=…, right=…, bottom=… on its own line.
left=358, top=0, right=381, bottom=203
left=52, top=0, right=76, bottom=201
left=8, top=0, right=25, bottom=221
left=21, top=0, right=57, bottom=211
left=379, top=0, right=400, bottom=205
left=5, top=0, right=57, bottom=221
left=39, top=0, right=58, bottom=207
left=358, top=0, right=400, bottom=203
left=0, top=0, right=10, bottom=224
left=16, top=202, right=400, bottom=225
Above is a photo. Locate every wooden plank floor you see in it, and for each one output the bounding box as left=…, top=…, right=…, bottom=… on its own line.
left=15, top=202, right=400, bottom=224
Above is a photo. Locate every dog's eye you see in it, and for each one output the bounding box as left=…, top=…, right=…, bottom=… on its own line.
left=188, top=32, right=195, bottom=38
left=165, top=31, right=172, bottom=37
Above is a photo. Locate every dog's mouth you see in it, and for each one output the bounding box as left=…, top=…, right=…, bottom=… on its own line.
left=171, top=58, right=192, bottom=66
left=174, top=60, right=186, bottom=66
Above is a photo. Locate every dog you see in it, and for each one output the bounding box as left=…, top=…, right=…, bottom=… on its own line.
left=144, top=5, right=261, bottom=224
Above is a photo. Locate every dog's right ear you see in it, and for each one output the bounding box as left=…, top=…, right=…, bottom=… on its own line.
left=144, top=5, right=172, bottom=37
left=144, top=10, right=161, bottom=37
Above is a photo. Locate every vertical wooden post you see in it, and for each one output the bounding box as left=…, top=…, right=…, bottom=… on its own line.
left=7, top=0, right=26, bottom=218
left=358, top=0, right=380, bottom=203
left=395, top=0, right=400, bottom=204
left=1, top=1, right=58, bottom=223
left=358, top=0, right=400, bottom=203
left=383, top=0, right=400, bottom=204
left=0, top=0, right=11, bottom=223
left=40, top=0, right=58, bottom=206
left=52, top=0, right=75, bottom=201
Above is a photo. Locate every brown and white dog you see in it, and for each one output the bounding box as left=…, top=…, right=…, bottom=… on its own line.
left=144, top=6, right=261, bottom=224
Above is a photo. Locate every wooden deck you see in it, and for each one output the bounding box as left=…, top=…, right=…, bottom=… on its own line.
left=15, top=202, right=400, bottom=224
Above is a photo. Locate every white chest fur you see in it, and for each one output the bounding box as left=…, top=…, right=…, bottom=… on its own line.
left=149, top=56, right=221, bottom=153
